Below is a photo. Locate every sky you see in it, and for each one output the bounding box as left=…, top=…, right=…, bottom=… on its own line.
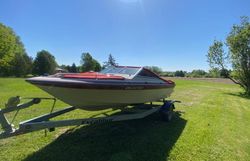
left=0, top=0, right=249, bottom=71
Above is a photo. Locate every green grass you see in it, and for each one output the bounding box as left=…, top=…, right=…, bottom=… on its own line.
left=0, top=78, right=249, bottom=161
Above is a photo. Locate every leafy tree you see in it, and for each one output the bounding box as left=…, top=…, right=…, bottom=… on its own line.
left=93, top=59, right=101, bottom=71
left=61, top=63, right=78, bottom=73
left=81, top=53, right=94, bottom=72
left=0, top=23, right=31, bottom=76
left=11, top=53, right=33, bottom=77
left=208, top=67, right=230, bottom=78
left=174, top=70, right=185, bottom=77
left=160, top=71, right=175, bottom=77
left=220, top=68, right=230, bottom=78
left=144, top=66, right=163, bottom=75
left=189, top=69, right=207, bottom=78
left=227, top=16, right=250, bottom=94
left=103, top=54, right=118, bottom=68
left=24, top=54, right=33, bottom=75
left=10, top=53, right=27, bottom=77
left=63, top=65, right=70, bottom=72
left=208, top=68, right=220, bottom=78
left=76, top=66, right=81, bottom=73
left=71, top=63, right=77, bottom=73
left=0, top=23, right=16, bottom=75
left=207, top=40, right=228, bottom=69
left=32, top=50, right=57, bottom=75
left=80, top=53, right=101, bottom=72
left=207, top=17, right=250, bottom=94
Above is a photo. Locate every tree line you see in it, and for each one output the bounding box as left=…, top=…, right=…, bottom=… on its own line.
left=0, top=22, right=117, bottom=76
left=59, top=53, right=117, bottom=73
left=145, top=67, right=229, bottom=78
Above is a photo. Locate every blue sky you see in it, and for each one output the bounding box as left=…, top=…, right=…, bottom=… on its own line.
left=0, top=0, right=249, bottom=71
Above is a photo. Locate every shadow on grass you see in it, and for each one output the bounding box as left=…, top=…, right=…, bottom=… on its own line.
left=224, top=92, right=250, bottom=99
left=24, top=111, right=186, bottom=161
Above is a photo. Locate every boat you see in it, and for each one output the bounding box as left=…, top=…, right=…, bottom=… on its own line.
left=26, top=66, right=175, bottom=111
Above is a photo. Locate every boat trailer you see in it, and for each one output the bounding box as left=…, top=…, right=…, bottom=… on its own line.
left=0, top=97, right=180, bottom=139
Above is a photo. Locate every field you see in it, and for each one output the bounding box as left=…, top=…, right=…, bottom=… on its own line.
left=0, top=78, right=249, bottom=161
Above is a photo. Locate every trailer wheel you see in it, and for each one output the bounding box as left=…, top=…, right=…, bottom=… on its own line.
left=160, top=103, right=174, bottom=122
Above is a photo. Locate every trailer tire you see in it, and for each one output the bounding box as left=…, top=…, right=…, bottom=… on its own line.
left=160, top=104, right=174, bottom=122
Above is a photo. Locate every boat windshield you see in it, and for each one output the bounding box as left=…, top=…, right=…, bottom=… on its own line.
left=100, top=66, right=140, bottom=76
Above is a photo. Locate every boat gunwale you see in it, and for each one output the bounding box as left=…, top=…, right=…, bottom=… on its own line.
left=26, top=79, right=175, bottom=90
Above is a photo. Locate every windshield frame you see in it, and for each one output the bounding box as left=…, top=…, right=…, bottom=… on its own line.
left=100, top=66, right=142, bottom=77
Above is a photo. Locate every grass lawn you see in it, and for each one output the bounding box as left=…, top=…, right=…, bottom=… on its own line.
left=0, top=78, right=249, bottom=161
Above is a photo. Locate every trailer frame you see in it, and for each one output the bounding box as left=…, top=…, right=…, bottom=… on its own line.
left=0, top=97, right=180, bottom=139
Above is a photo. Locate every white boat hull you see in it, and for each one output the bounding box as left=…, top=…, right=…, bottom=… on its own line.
left=37, top=85, right=174, bottom=110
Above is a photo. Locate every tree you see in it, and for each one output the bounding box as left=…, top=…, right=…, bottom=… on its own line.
left=207, top=40, right=228, bottom=69
left=160, top=71, right=175, bottom=77
left=64, top=65, right=71, bottom=72
left=0, top=23, right=32, bottom=76
left=227, top=17, right=250, bottom=94
left=103, top=54, right=118, bottom=68
left=174, top=70, right=185, bottom=77
left=208, top=68, right=221, bottom=78
left=61, top=63, right=78, bottom=73
left=144, top=66, right=163, bottom=75
left=71, top=63, right=77, bottom=73
left=80, top=53, right=101, bottom=72
left=207, top=17, right=250, bottom=94
left=11, top=53, right=33, bottom=77
left=207, top=41, right=232, bottom=78
left=81, top=53, right=94, bottom=72
left=189, top=69, right=207, bottom=78
left=32, top=50, right=57, bottom=75
left=220, top=68, right=230, bottom=78
left=93, top=59, right=101, bottom=72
